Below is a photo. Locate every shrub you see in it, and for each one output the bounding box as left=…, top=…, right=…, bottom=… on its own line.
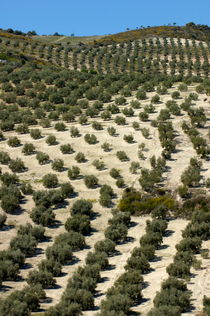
left=151, top=94, right=160, bottom=103
left=51, top=159, right=64, bottom=172
left=78, top=115, right=87, bottom=125
left=9, top=158, right=26, bottom=173
left=46, top=135, right=57, bottom=145
left=181, top=165, right=201, bottom=187
left=60, top=182, right=74, bottom=198
left=153, top=284, right=190, bottom=313
left=105, top=223, right=128, bottom=243
left=65, top=215, right=91, bottom=235
left=171, top=91, right=180, bottom=99
left=70, top=126, right=80, bottom=137
left=55, top=231, right=86, bottom=251
left=122, top=107, right=134, bottom=117
left=123, top=134, right=134, bottom=143
left=101, top=293, right=132, bottom=314
left=1, top=172, right=19, bottom=186
left=116, top=178, right=125, bottom=188
left=176, top=237, right=202, bottom=253
left=132, top=121, right=140, bottom=130
left=178, top=83, right=188, bottom=92
left=115, top=96, right=126, bottom=105
left=115, top=115, right=126, bottom=125
left=75, top=152, right=86, bottom=163
left=38, top=259, right=62, bottom=277
left=108, top=212, right=130, bottom=227
left=129, top=161, right=140, bottom=174
left=30, top=206, right=55, bottom=226
left=0, top=151, right=11, bottom=164
left=166, top=261, right=191, bottom=279
left=116, top=151, right=129, bottom=161
left=46, top=243, right=73, bottom=264
left=7, top=136, right=21, bottom=147
left=71, top=199, right=93, bottom=217
left=130, top=100, right=140, bottom=109
left=40, top=118, right=51, bottom=128
left=84, top=175, right=98, bottom=189
left=92, top=121, right=103, bottom=130
left=110, top=168, right=120, bottom=179
left=92, top=159, right=105, bottom=170
left=60, top=143, right=74, bottom=154
left=27, top=270, right=55, bottom=288
left=36, top=151, right=50, bottom=164
left=107, top=126, right=117, bottom=136
left=10, top=234, right=37, bottom=256
left=101, top=142, right=112, bottom=152
left=101, top=110, right=111, bottom=120
left=22, top=143, right=35, bottom=155
left=141, top=128, right=150, bottom=139
left=30, top=129, right=42, bottom=139
left=84, top=133, right=97, bottom=144
left=177, top=185, right=189, bottom=198
left=85, top=251, right=108, bottom=270
left=136, top=89, right=147, bottom=100
left=54, top=122, right=66, bottom=131
left=140, top=232, right=163, bottom=248
left=99, top=193, right=112, bottom=207
left=66, top=165, right=81, bottom=181
left=139, top=111, right=149, bottom=121
left=125, top=253, right=150, bottom=273
left=94, top=238, right=116, bottom=255
left=16, top=124, right=29, bottom=134
left=42, top=174, right=58, bottom=188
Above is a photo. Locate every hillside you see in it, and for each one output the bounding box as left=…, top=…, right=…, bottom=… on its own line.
left=0, top=24, right=210, bottom=316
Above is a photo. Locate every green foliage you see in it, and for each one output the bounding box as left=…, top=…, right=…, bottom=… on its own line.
left=27, top=270, right=55, bottom=288
left=107, top=126, right=117, bottom=136
left=30, top=129, right=42, bottom=139
left=51, top=159, right=64, bottom=172
left=30, top=205, right=55, bottom=226
left=46, top=135, right=57, bottom=145
left=54, top=122, right=66, bottom=131
left=22, top=143, right=35, bottom=155
left=94, top=239, right=116, bottom=256
left=42, top=174, right=58, bottom=188
left=71, top=199, right=93, bottom=217
left=84, top=175, right=98, bottom=188
left=36, top=151, right=50, bottom=164
left=116, top=151, right=129, bottom=162
left=60, top=143, right=74, bottom=154
left=68, top=166, right=80, bottom=180
left=65, top=215, right=91, bottom=235
left=75, top=152, right=86, bottom=163
left=7, top=136, right=21, bottom=147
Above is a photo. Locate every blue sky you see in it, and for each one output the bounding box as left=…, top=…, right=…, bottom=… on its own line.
left=1, top=0, right=209, bottom=36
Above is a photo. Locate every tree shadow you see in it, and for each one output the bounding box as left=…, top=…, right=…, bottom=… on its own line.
left=0, top=285, right=12, bottom=293
left=158, top=244, right=169, bottom=250
left=21, top=262, right=32, bottom=270
left=130, top=221, right=138, bottom=228
left=1, top=224, right=15, bottom=231
left=99, top=276, right=109, bottom=283
left=165, top=229, right=174, bottom=237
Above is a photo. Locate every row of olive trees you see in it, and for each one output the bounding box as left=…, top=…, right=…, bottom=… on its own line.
left=148, top=194, right=210, bottom=315
left=99, top=204, right=168, bottom=315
